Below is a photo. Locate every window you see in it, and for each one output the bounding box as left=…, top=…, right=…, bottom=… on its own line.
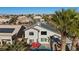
left=41, top=38, right=48, bottom=42
left=29, top=32, right=34, bottom=35
left=41, top=31, right=47, bottom=35
left=41, top=38, right=44, bottom=42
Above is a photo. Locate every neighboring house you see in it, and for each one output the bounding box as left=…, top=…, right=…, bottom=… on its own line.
left=0, top=17, right=11, bottom=24
left=0, top=25, right=23, bottom=45
left=16, top=16, right=33, bottom=24
left=24, top=22, right=60, bottom=46
left=33, top=15, right=45, bottom=22
left=33, top=15, right=42, bottom=20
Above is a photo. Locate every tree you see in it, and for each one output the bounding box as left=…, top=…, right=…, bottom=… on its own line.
left=51, top=9, right=78, bottom=51
left=0, top=39, right=31, bottom=51
left=6, top=39, right=31, bottom=51
left=68, top=13, right=79, bottom=51
left=9, top=16, right=18, bottom=24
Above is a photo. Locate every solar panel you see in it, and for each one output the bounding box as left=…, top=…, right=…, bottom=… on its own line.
left=0, top=28, right=15, bottom=33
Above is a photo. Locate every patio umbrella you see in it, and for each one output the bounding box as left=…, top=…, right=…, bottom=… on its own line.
left=32, top=42, right=41, bottom=48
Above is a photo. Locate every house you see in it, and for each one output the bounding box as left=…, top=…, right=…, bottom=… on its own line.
left=16, top=16, right=33, bottom=24
left=33, top=15, right=45, bottom=22
left=24, top=22, right=60, bottom=47
left=0, top=17, right=12, bottom=24
left=33, top=15, right=42, bottom=20
left=0, top=25, right=24, bottom=45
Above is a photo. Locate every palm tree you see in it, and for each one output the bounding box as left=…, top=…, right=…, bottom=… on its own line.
left=68, top=14, right=79, bottom=51
left=51, top=9, right=78, bottom=51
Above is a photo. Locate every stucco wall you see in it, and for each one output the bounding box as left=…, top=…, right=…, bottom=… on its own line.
left=0, top=35, right=12, bottom=39
left=25, top=28, right=39, bottom=44
left=34, top=26, right=60, bottom=44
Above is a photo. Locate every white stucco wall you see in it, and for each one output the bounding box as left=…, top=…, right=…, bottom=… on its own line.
left=0, top=35, right=12, bottom=39
left=34, top=26, right=60, bottom=44
left=25, top=28, right=39, bottom=44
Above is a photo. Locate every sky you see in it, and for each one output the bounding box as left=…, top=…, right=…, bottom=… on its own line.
left=0, top=7, right=79, bottom=15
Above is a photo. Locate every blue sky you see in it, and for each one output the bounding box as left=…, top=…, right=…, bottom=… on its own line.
left=0, top=7, right=79, bottom=15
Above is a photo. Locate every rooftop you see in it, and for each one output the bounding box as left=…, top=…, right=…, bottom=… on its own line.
left=25, top=22, right=59, bottom=34
left=0, top=25, right=22, bottom=36
left=0, top=28, right=15, bottom=33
